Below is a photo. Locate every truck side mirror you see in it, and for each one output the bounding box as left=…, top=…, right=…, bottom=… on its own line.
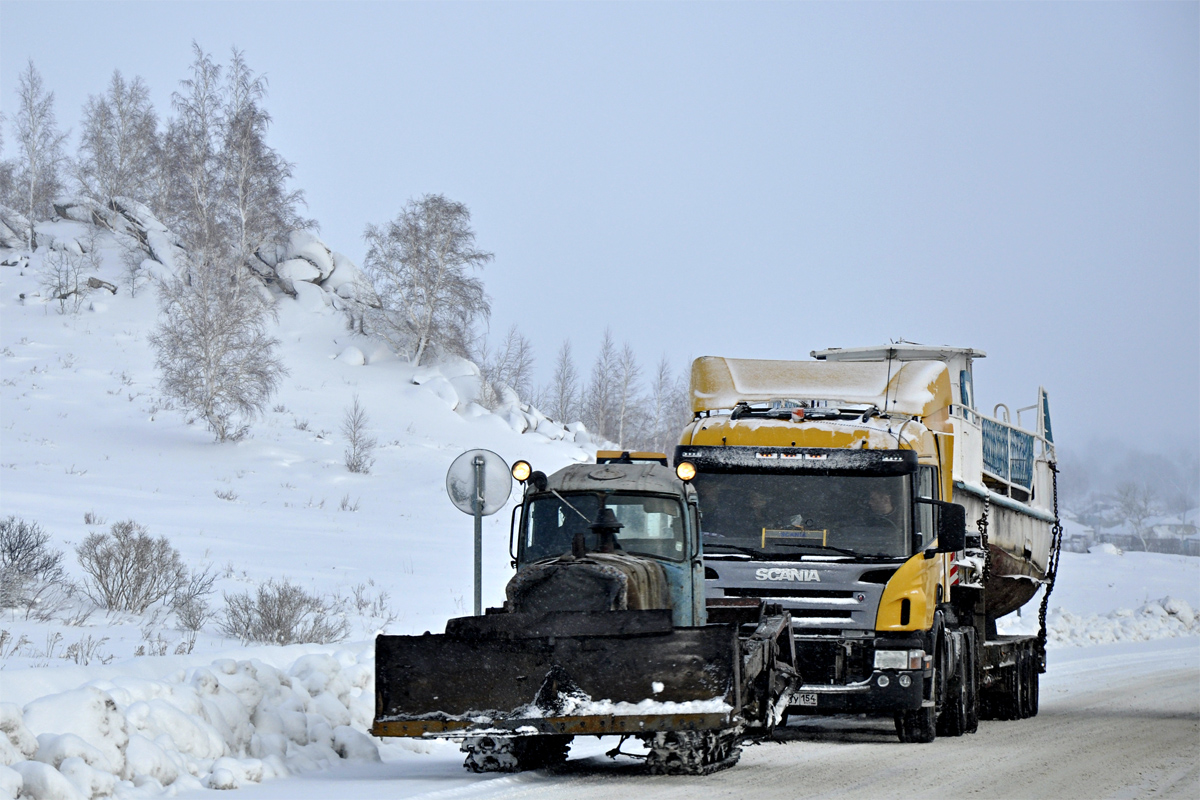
left=937, top=503, right=967, bottom=552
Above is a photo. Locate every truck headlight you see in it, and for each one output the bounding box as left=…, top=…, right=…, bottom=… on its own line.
left=873, top=650, right=908, bottom=671
left=874, top=649, right=926, bottom=671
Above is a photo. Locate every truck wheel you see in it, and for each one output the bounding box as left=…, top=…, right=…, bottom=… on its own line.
left=963, top=633, right=979, bottom=734
left=937, top=645, right=967, bottom=737
left=895, top=706, right=937, bottom=743
left=899, top=635, right=943, bottom=743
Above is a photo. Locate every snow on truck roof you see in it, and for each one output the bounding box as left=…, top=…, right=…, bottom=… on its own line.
left=690, top=355, right=953, bottom=418
left=548, top=461, right=691, bottom=497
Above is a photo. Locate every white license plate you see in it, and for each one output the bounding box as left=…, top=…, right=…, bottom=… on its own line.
left=795, top=692, right=818, bottom=707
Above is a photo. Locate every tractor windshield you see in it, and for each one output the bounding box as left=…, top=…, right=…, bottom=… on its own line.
left=692, top=473, right=913, bottom=559
left=521, top=492, right=687, bottom=564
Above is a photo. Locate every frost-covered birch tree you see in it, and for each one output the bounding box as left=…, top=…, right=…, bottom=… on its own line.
left=10, top=60, right=69, bottom=246
left=75, top=71, right=160, bottom=210
left=149, top=257, right=287, bottom=441
left=1114, top=482, right=1159, bottom=551
left=634, top=356, right=693, bottom=453
left=477, top=325, right=535, bottom=408
left=582, top=329, right=619, bottom=441
left=361, top=195, right=491, bottom=366
left=614, top=343, right=643, bottom=449
left=544, top=339, right=580, bottom=423
left=221, top=49, right=309, bottom=261
left=163, top=44, right=226, bottom=260
left=0, top=121, right=16, bottom=208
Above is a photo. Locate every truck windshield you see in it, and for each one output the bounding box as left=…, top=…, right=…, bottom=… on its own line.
left=692, top=473, right=912, bottom=559
left=521, top=493, right=686, bottom=564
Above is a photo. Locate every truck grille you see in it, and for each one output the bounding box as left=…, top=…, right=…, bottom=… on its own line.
left=723, top=588, right=854, bottom=599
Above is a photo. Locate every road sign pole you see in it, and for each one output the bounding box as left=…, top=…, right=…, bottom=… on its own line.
left=473, top=454, right=484, bottom=616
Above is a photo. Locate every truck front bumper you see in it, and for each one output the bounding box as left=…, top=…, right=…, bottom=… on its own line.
left=787, top=669, right=927, bottom=714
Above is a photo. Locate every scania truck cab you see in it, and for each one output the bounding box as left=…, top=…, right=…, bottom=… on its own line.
left=676, top=346, right=1059, bottom=742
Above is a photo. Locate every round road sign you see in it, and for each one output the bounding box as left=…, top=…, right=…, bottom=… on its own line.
left=445, top=449, right=512, bottom=516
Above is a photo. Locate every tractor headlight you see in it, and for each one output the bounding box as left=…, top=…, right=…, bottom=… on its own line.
left=512, top=460, right=532, bottom=482
left=676, top=461, right=697, bottom=481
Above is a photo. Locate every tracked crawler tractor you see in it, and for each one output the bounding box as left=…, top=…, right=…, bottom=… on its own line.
left=371, top=453, right=797, bottom=774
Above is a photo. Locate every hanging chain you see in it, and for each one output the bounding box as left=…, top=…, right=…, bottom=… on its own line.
left=976, top=494, right=992, bottom=582
left=1036, top=462, right=1065, bottom=670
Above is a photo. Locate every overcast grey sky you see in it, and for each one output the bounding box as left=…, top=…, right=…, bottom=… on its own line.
left=2, top=1, right=1196, bottom=456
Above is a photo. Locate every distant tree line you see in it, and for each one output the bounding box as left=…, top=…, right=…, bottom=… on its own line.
left=0, top=47, right=694, bottom=450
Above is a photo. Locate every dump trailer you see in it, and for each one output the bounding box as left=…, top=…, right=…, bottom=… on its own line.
left=676, top=345, right=1062, bottom=742
left=372, top=453, right=797, bottom=773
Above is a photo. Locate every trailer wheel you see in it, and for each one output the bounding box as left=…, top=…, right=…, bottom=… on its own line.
left=1008, top=655, right=1024, bottom=720
left=1028, top=655, right=1040, bottom=717
left=1018, top=649, right=1038, bottom=719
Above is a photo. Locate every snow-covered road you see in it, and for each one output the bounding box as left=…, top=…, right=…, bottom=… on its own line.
left=173, top=638, right=1198, bottom=800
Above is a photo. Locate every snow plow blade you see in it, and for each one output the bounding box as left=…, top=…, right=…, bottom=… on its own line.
left=371, top=609, right=740, bottom=737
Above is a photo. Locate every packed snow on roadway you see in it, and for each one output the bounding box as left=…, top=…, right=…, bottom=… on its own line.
left=1, top=209, right=1197, bottom=798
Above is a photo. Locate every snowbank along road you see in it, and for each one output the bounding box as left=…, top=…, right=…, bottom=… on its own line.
left=159, top=638, right=1197, bottom=800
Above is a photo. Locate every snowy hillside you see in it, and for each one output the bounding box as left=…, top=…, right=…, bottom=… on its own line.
left=1, top=207, right=1197, bottom=799
left=1, top=206, right=602, bottom=659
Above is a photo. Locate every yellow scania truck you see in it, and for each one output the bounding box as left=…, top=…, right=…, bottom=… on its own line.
left=675, top=344, right=1061, bottom=742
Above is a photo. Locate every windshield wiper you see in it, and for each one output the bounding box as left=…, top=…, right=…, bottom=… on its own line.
left=702, top=542, right=761, bottom=557
left=766, top=542, right=902, bottom=560
left=768, top=542, right=860, bottom=557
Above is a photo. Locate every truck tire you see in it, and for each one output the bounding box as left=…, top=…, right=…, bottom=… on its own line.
left=1009, top=657, right=1025, bottom=720
left=1028, top=656, right=1040, bottom=717
left=1018, top=649, right=1038, bottom=719
left=963, top=632, right=979, bottom=734
left=937, top=642, right=968, bottom=737
left=895, top=706, right=937, bottom=743
left=896, top=634, right=945, bottom=743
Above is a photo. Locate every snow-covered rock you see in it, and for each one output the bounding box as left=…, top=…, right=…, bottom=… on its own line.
left=9, top=760, right=85, bottom=800
left=275, top=258, right=323, bottom=292
left=321, top=252, right=364, bottom=298
left=335, top=346, right=366, bottom=366
left=0, top=205, right=31, bottom=250
left=0, top=765, right=21, bottom=800
left=284, top=231, right=334, bottom=279
left=23, top=687, right=128, bottom=775
left=0, top=705, right=37, bottom=766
